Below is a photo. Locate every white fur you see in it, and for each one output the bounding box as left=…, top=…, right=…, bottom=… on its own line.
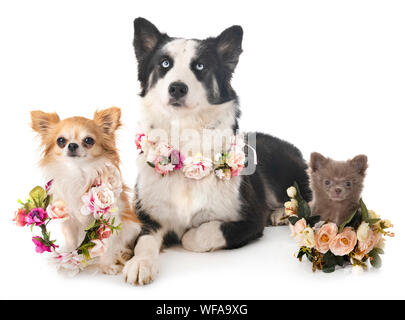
left=125, top=38, right=243, bottom=285
left=42, top=157, right=140, bottom=274
left=182, top=221, right=226, bottom=252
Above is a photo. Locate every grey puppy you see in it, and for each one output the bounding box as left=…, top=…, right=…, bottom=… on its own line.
left=308, top=152, right=368, bottom=225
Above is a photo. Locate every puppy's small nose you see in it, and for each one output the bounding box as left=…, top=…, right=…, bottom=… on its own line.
left=68, top=143, right=79, bottom=152
left=169, top=82, right=188, bottom=99
left=335, top=188, right=342, bottom=194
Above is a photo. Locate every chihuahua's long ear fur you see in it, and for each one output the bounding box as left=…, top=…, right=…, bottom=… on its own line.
left=31, top=111, right=60, bottom=135
left=93, top=107, right=122, bottom=135
left=309, top=152, right=328, bottom=172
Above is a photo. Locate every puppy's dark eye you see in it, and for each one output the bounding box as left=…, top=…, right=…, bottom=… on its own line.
left=346, top=181, right=351, bottom=187
left=325, top=180, right=331, bottom=186
left=57, top=137, right=66, bottom=148
left=195, top=63, right=204, bottom=71
left=83, top=137, right=95, bottom=145
left=161, top=59, right=170, bottom=68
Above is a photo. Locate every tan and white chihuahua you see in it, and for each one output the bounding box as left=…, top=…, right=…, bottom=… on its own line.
left=30, top=107, right=140, bottom=274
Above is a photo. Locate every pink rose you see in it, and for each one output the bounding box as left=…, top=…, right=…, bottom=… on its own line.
left=135, top=133, right=147, bottom=152
left=32, top=236, right=57, bottom=254
left=290, top=218, right=307, bottom=242
left=226, top=150, right=245, bottom=170
left=89, top=239, right=106, bottom=258
left=13, top=208, right=27, bottom=227
left=81, top=186, right=115, bottom=217
left=154, top=156, right=175, bottom=175
left=329, top=227, right=357, bottom=256
left=97, top=225, right=112, bottom=240
left=315, top=223, right=338, bottom=254
left=47, top=200, right=68, bottom=220
left=25, top=208, right=48, bottom=226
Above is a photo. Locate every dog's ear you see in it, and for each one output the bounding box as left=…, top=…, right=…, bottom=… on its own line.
left=133, top=17, right=165, bottom=62
left=31, top=110, right=60, bottom=135
left=349, top=155, right=368, bottom=176
left=309, top=152, right=328, bottom=172
left=94, top=107, right=122, bottom=134
left=216, top=25, right=243, bottom=72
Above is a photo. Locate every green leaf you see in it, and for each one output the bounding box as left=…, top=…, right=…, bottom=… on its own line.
left=359, top=198, right=369, bottom=221
left=338, top=209, right=358, bottom=233
left=85, top=219, right=97, bottom=231
left=29, top=186, right=47, bottom=208
left=370, top=254, right=382, bottom=268
left=366, top=218, right=381, bottom=225
left=322, top=266, right=336, bottom=273
left=369, top=247, right=385, bottom=256
left=293, top=182, right=306, bottom=205
left=297, top=200, right=311, bottom=219
left=307, top=215, right=321, bottom=226
left=288, top=216, right=299, bottom=225
left=147, top=161, right=155, bottom=168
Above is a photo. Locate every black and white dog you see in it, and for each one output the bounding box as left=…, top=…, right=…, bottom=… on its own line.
left=123, top=18, right=311, bottom=285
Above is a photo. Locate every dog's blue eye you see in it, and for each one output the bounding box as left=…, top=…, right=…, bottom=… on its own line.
left=161, top=59, right=170, bottom=68
left=195, top=63, right=204, bottom=71
left=325, top=180, right=331, bottom=186
left=346, top=181, right=351, bottom=187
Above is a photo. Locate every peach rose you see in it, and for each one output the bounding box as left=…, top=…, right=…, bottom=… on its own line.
left=47, top=200, right=68, bottom=220
left=358, top=230, right=382, bottom=255
left=329, top=227, right=357, bottom=256
left=315, top=223, right=338, bottom=254
left=290, top=218, right=307, bottom=242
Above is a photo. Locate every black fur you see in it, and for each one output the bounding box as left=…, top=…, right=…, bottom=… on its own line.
left=221, top=133, right=311, bottom=249
left=135, top=198, right=161, bottom=235
left=163, top=231, right=180, bottom=248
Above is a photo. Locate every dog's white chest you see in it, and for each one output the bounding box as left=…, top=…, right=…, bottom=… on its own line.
left=137, top=159, right=242, bottom=229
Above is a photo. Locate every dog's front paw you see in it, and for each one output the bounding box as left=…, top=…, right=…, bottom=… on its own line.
left=123, top=256, right=158, bottom=286
left=270, top=208, right=288, bottom=226
left=182, top=221, right=226, bottom=252
left=100, top=263, right=123, bottom=275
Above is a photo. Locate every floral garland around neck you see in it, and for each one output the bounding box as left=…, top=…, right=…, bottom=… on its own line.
left=285, top=183, right=394, bottom=273
left=135, top=133, right=252, bottom=180
left=13, top=164, right=122, bottom=276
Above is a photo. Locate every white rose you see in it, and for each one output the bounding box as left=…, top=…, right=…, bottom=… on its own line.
left=182, top=156, right=213, bottom=180
left=156, top=143, right=173, bottom=157
left=287, top=186, right=297, bottom=198
left=368, top=210, right=380, bottom=220
left=89, top=239, right=106, bottom=259
left=215, top=168, right=231, bottom=180
left=356, top=221, right=371, bottom=242
left=300, top=227, right=316, bottom=248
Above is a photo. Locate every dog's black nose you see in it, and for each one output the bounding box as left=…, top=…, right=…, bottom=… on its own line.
left=169, top=82, right=188, bottom=99
left=335, top=188, right=342, bottom=194
left=68, top=143, right=79, bottom=152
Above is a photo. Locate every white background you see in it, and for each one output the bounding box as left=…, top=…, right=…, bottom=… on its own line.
left=1, top=0, right=404, bottom=299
